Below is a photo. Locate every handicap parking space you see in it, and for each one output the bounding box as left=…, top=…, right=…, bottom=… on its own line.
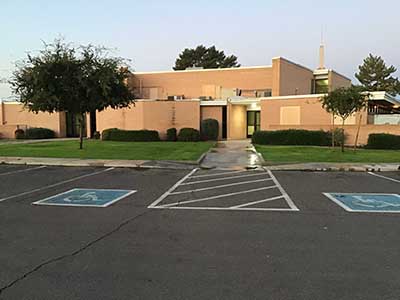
left=148, top=168, right=299, bottom=211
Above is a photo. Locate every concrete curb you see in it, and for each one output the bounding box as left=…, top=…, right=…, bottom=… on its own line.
left=0, top=157, right=198, bottom=171
left=264, top=163, right=400, bottom=172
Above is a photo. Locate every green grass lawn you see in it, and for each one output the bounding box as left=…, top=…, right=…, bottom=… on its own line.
left=255, top=145, right=400, bottom=164
left=0, top=140, right=214, bottom=161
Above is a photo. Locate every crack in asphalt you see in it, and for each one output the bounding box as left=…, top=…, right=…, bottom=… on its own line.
left=0, top=210, right=151, bottom=297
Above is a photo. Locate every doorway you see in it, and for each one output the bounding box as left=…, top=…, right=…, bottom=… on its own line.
left=66, top=113, right=86, bottom=138
left=247, top=111, right=260, bottom=138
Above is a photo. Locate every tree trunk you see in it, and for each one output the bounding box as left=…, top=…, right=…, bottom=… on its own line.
left=341, top=118, right=345, bottom=153
left=354, top=114, right=362, bottom=151
left=331, top=113, right=335, bottom=148
left=79, top=113, right=85, bottom=150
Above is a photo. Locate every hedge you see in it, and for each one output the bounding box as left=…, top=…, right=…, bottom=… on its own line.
left=177, top=128, right=200, bottom=142
left=366, top=133, right=400, bottom=150
left=101, top=128, right=160, bottom=141
left=166, top=128, right=177, bottom=141
left=252, top=129, right=331, bottom=146
left=15, top=127, right=56, bottom=139
left=201, top=118, right=219, bottom=141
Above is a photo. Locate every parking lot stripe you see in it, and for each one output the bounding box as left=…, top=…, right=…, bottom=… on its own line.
left=152, top=206, right=297, bottom=212
left=230, top=195, right=285, bottom=208
left=189, top=170, right=248, bottom=179
left=368, top=172, right=400, bottom=184
left=0, top=166, right=46, bottom=176
left=0, top=167, right=115, bottom=202
left=160, top=185, right=278, bottom=208
left=181, top=172, right=267, bottom=185
left=147, top=168, right=198, bottom=208
left=170, top=178, right=274, bottom=195
left=267, top=170, right=300, bottom=211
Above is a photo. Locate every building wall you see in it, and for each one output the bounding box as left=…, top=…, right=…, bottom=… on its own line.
left=272, top=57, right=314, bottom=96
left=96, top=100, right=200, bottom=139
left=328, top=70, right=351, bottom=91
left=228, top=103, right=247, bottom=139
left=0, top=102, right=64, bottom=138
left=200, top=106, right=223, bottom=140
left=260, top=95, right=397, bottom=145
left=131, top=67, right=273, bottom=100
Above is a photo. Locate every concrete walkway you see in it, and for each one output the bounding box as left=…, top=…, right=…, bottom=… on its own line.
left=0, top=138, right=78, bottom=145
left=200, top=139, right=263, bottom=170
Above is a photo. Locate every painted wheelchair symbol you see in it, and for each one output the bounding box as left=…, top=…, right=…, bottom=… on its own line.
left=64, top=192, right=99, bottom=203
left=352, top=196, right=400, bottom=209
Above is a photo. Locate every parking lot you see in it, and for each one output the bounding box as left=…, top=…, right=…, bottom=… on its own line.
left=0, top=164, right=399, bottom=299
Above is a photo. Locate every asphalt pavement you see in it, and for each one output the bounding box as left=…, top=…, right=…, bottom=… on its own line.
left=0, top=165, right=399, bottom=300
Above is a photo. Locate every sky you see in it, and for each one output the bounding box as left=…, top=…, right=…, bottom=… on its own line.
left=1, top=0, right=400, bottom=99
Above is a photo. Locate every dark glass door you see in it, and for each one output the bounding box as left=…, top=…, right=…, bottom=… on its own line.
left=66, top=113, right=86, bottom=138
left=247, top=111, right=260, bottom=138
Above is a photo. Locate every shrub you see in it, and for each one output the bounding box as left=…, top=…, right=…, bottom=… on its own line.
left=252, top=129, right=331, bottom=146
left=366, top=133, right=400, bottom=150
left=177, top=128, right=200, bottom=142
left=166, top=128, right=177, bottom=141
left=24, top=127, right=55, bottom=139
left=101, top=128, right=160, bottom=141
left=15, top=129, right=25, bottom=139
left=327, top=128, right=346, bottom=147
left=92, top=131, right=101, bottom=140
left=201, top=118, right=219, bottom=141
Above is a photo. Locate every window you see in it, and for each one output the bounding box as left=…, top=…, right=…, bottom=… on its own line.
left=313, top=79, right=329, bottom=94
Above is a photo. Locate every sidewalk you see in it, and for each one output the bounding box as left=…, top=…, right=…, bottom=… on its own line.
left=200, top=139, right=263, bottom=170
left=0, top=156, right=197, bottom=170
left=0, top=138, right=78, bottom=145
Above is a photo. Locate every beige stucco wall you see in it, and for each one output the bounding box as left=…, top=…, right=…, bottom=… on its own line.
left=272, top=57, right=314, bottom=96
left=97, top=100, right=200, bottom=139
left=201, top=106, right=223, bottom=140
left=0, top=102, right=64, bottom=138
left=228, top=104, right=247, bottom=139
left=131, top=67, right=273, bottom=100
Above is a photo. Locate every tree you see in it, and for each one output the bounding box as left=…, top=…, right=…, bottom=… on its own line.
left=355, top=54, right=400, bottom=96
left=320, top=86, right=369, bottom=152
left=173, top=45, right=240, bottom=70
left=11, top=40, right=134, bottom=149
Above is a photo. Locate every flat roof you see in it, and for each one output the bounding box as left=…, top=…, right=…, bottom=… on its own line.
left=133, top=65, right=272, bottom=75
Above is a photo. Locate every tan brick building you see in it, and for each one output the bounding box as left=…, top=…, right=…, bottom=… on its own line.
left=1, top=56, right=399, bottom=145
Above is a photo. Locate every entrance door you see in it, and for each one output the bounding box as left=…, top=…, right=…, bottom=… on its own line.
left=247, top=111, right=260, bottom=138
left=66, top=113, right=86, bottom=138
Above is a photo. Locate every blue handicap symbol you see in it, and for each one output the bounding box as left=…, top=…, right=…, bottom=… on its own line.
left=326, top=193, right=400, bottom=212
left=33, top=189, right=136, bottom=207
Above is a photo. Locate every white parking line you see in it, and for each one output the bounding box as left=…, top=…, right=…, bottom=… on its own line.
left=267, top=170, right=299, bottom=211
left=368, top=172, right=400, bottom=184
left=160, top=186, right=278, bottom=208
left=0, top=167, right=115, bottom=202
left=181, top=172, right=266, bottom=185
left=189, top=170, right=248, bottom=179
left=0, top=166, right=46, bottom=176
left=170, top=178, right=273, bottom=195
left=151, top=206, right=297, bottom=212
left=231, top=195, right=285, bottom=208
left=147, top=168, right=198, bottom=208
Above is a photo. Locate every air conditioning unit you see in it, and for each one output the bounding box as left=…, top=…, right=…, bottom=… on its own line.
left=167, top=95, right=185, bottom=100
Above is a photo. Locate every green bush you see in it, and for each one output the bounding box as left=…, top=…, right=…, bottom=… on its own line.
left=327, top=128, right=346, bottom=147
left=366, top=133, right=400, bottom=149
left=166, top=128, right=177, bottom=141
left=101, top=128, right=160, bottom=142
left=24, top=127, right=56, bottom=139
left=92, top=131, right=101, bottom=140
left=252, top=129, right=331, bottom=146
left=177, top=128, right=200, bottom=142
left=201, top=118, right=219, bottom=141
left=15, top=129, right=25, bottom=139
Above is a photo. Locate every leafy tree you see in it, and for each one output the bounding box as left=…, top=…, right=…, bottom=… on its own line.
left=320, top=86, right=369, bottom=152
left=11, top=40, right=134, bottom=149
left=173, top=45, right=240, bottom=70
left=355, top=54, right=400, bottom=96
